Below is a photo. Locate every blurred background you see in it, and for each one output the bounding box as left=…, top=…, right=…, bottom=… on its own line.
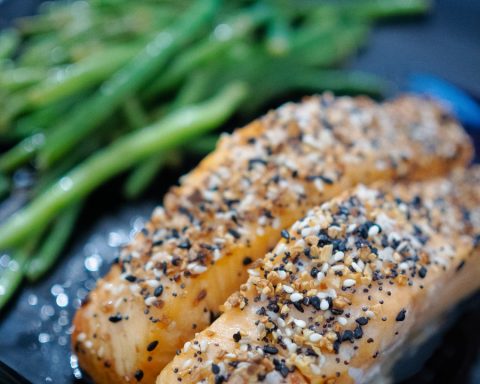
left=0, top=0, right=479, bottom=383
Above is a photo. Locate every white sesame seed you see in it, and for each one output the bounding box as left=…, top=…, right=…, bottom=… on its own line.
left=309, top=333, right=322, bottom=342
left=320, top=299, right=329, bottom=311
left=333, top=251, right=345, bottom=262
left=146, top=279, right=160, bottom=288
left=290, top=292, right=304, bottom=302
left=337, top=316, right=347, bottom=325
left=283, top=285, right=294, bottom=294
left=368, top=225, right=380, bottom=237
left=343, top=279, right=356, bottom=288
left=144, top=296, right=157, bottom=306
left=200, top=340, right=208, bottom=352
left=399, top=262, right=409, bottom=270
left=351, top=261, right=363, bottom=273
left=347, top=224, right=357, bottom=233
left=293, top=319, right=306, bottom=328
left=278, top=270, right=287, bottom=280
left=190, top=264, right=207, bottom=275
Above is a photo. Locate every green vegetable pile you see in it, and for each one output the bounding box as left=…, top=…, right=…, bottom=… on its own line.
left=0, top=0, right=429, bottom=310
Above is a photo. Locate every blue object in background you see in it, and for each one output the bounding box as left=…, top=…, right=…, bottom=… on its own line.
left=408, top=73, right=480, bottom=130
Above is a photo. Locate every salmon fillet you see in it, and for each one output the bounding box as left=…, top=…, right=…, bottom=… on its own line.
left=72, top=93, right=472, bottom=383
left=159, top=167, right=480, bottom=384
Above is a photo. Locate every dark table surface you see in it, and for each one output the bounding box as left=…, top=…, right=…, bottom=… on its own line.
left=0, top=0, right=479, bottom=383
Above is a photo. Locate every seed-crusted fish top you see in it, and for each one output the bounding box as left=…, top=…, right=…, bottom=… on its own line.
left=163, top=167, right=480, bottom=384
left=117, top=94, right=470, bottom=302
left=73, top=93, right=472, bottom=383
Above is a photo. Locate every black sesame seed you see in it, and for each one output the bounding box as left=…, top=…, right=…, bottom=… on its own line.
left=341, top=330, right=354, bottom=342
left=273, top=359, right=289, bottom=377
left=331, top=308, right=344, bottom=315
left=215, top=375, right=226, bottom=384
left=154, top=285, right=164, bottom=297
left=134, top=369, right=144, bottom=381
left=211, top=364, right=220, bottom=374
left=108, top=314, right=122, bottom=323
left=353, top=326, right=363, bottom=339
left=293, top=301, right=304, bottom=313
left=147, top=340, right=159, bottom=352
left=333, top=340, right=341, bottom=354
left=456, top=260, right=465, bottom=272
left=263, top=345, right=279, bottom=354
left=310, top=267, right=319, bottom=278
left=281, top=229, right=290, bottom=240
left=124, top=274, right=136, bottom=282
left=242, top=257, right=253, bottom=265
left=356, top=317, right=369, bottom=326
left=248, top=158, right=267, bottom=170
left=396, top=309, right=406, bottom=322
left=227, top=228, right=241, bottom=239
left=267, top=302, right=279, bottom=313
left=418, top=266, right=427, bottom=278
left=310, top=296, right=321, bottom=310
left=474, top=235, right=480, bottom=248
left=233, top=331, right=242, bottom=342
left=256, top=307, right=266, bottom=316
left=178, top=240, right=191, bottom=249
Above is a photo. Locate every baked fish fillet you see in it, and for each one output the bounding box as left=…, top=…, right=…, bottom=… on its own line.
left=159, top=167, right=480, bottom=384
left=72, top=94, right=472, bottom=383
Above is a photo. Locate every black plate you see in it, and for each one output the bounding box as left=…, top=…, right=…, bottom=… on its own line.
left=0, top=0, right=480, bottom=383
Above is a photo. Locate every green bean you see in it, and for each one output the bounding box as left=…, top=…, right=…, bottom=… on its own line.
left=265, top=3, right=291, bottom=56
left=186, top=134, right=219, bottom=155
left=0, top=134, right=44, bottom=173
left=26, top=203, right=82, bottom=281
left=344, top=0, right=431, bottom=20
left=0, top=174, right=9, bottom=200
left=0, top=29, right=19, bottom=60
left=38, top=0, right=219, bottom=169
left=126, top=71, right=214, bottom=198
left=124, top=154, right=166, bottom=199
left=143, top=38, right=232, bottom=99
left=122, top=98, right=149, bottom=130
left=0, top=82, right=248, bottom=249
left=170, top=71, right=213, bottom=111
left=12, top=96, right=78, bottom=139
left=290, top=21, right=370, bottom=67
left=288, top=69, right=388, bottom=96
left=143, top=4, right=269, bottom=99
left=0, top=250, right=27, bottom=310
left=0, top=67, right=47, bottom=92
left=28, top=46, right=140, bottom=107
left=124, top=132, right=219, bottom=200
left=0, top=94, right=30, bottom=131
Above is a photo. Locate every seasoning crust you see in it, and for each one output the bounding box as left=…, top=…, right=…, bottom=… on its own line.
left=72, top=94, right=472, bottom=383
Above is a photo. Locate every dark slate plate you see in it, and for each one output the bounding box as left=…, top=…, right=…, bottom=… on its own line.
left=0, top=0, right=479, bottom=383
